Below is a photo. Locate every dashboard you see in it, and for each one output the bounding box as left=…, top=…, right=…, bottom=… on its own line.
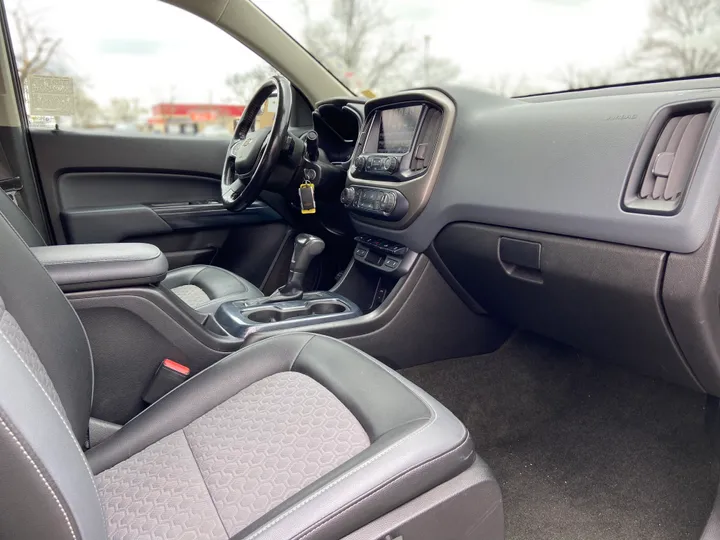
left=329, top=79, right=720, bottom=401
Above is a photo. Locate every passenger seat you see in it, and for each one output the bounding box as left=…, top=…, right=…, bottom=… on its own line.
left=0, top=208, right=504, bottom=539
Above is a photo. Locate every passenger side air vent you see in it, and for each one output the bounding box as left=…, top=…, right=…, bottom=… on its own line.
left=410, top=107, right=443, bottom=172
left=623, top=105, right=712, bottom=214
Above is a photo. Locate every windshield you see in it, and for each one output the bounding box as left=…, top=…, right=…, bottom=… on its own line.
left=252, top=0, right=720, bottom=97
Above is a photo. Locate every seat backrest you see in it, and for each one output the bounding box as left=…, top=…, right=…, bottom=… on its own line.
left=0, top=187, right=47, bottom=247
left=0, top=210, right=106, bottom=538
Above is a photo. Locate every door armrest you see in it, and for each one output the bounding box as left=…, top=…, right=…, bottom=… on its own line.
left=31, top=243, right=168, bottom=292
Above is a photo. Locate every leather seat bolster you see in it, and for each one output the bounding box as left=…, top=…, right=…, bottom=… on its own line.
left=86, top=333, right=314, bottom=474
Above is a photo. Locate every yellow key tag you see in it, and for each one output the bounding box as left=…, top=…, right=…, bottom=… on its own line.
left=299, top=180, right=316, bottom=214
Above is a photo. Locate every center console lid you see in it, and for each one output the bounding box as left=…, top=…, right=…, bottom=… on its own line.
left=31, top=243, right=168, bottom=292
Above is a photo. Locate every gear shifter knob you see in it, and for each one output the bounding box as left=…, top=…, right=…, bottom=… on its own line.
left=282, top=233, right=325, bottom=295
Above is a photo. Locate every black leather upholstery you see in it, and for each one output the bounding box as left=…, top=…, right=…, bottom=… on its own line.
left=0, top=212, right=93, bottom=442
left=162, top=264, right=264, bottom=312
left=0, top=189, right=45, bottom=247
left=0, top=188, right=263, bottom=309
left=87, top=332, right=476, bottom=540
left=31, top=243, right=169, bottom=292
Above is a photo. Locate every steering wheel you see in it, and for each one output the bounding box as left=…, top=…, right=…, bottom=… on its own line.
left=221, top=75, right=293, bottom=211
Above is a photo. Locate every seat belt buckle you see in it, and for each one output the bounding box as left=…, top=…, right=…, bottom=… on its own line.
left=142, top=359, right=190, bottom=404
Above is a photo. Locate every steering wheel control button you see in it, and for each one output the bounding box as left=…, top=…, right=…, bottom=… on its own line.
left=354, top=156, right=366, bottom=171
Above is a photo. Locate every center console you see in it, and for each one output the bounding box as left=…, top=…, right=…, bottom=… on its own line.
left=205, top=233, right=363, bottom=339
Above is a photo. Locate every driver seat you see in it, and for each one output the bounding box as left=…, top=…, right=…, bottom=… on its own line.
left=0, top=189, right=264, bottom=309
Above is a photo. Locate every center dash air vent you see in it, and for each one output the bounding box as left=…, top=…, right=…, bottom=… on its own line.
left=624, top=106, right=712, bottom=214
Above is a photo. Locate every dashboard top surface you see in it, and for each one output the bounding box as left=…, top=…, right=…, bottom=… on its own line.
left=349, top=81, right=720, bottom=254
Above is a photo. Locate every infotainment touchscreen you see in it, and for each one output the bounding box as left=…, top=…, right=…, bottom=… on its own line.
left=375, top=105, right=423, bottom=154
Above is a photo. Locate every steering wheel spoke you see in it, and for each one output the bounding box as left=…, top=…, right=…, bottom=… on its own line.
left=220, top=75, right=293, bottom=211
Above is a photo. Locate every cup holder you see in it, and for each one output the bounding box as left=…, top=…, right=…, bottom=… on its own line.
left=308, top=303, right=345, bottom=315
left=246, top=301, right=347, bottom=324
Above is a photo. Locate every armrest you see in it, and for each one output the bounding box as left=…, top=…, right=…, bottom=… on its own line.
left=31, top=243, right=168, bottom=292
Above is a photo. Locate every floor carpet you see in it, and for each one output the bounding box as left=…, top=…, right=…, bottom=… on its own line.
left=400, top=332, right=718, bottom=540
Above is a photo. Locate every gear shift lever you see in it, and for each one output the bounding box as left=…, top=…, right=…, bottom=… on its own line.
left=258, top=233, right=325, bottom=304
left=282, top=233, right=325, bottom=295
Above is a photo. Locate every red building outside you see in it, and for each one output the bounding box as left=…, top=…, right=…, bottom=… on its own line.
left=148, top=103, right=246, bottom=135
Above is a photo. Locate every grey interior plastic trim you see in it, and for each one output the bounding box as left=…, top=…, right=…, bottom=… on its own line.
left=340, top=456, right=503, bottom=540
left=353, top=85, right=720, bottom=254
left=245, top=255, right=510, bottom=368
left=214, top=291, right=362, bottom=339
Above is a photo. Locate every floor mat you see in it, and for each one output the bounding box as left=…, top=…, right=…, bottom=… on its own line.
left=401, top=332, right=718, bottom=540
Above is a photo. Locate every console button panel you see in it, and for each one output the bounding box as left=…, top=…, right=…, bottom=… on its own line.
left=353, top=234, right=412, bottom=274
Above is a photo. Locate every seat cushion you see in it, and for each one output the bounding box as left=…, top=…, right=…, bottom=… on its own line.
left=86, top=333, right=494, bottom=540
left=95, top=372, right=370, bottom=539
left=162, top=264, right=264, bottom=312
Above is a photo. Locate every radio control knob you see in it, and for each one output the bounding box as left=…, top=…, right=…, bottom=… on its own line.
left=383, top=156, right=398, bottom=173
left=354, top=156, right=366, bottom=171
left=381, top=191, right=397, bottom=213
left=340, top=187, right=356, bottom=206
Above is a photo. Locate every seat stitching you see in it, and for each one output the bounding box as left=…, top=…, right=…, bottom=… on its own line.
left=0, top=332, right=106, bottom=523
left=180, top=429, right=229, bottom=539
left=0, top=416, right=77, bottom=540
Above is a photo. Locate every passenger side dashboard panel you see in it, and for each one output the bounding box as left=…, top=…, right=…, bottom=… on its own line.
left=433, top=222, right=702, bottom=392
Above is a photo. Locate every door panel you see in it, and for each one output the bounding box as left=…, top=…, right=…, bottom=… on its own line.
left=30, top=129, right=285, bottom=272
left=31, top=130, right=235, bottom=242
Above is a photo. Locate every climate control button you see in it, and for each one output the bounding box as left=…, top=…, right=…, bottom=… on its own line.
left=383, top=156, right=398, bottom=173
left=340, top=187, right=356, bottom=206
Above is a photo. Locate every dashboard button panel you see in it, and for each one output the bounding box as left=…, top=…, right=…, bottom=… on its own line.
left=341, top=186, right=409, bottom=221
left=352, top=234, right=411, bottom=274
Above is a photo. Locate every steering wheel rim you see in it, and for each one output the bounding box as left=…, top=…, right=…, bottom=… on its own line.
left=221, top=75, right=293, bottom=211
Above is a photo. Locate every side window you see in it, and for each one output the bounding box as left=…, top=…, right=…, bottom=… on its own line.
left=5, top=0, right=277, bottom=136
